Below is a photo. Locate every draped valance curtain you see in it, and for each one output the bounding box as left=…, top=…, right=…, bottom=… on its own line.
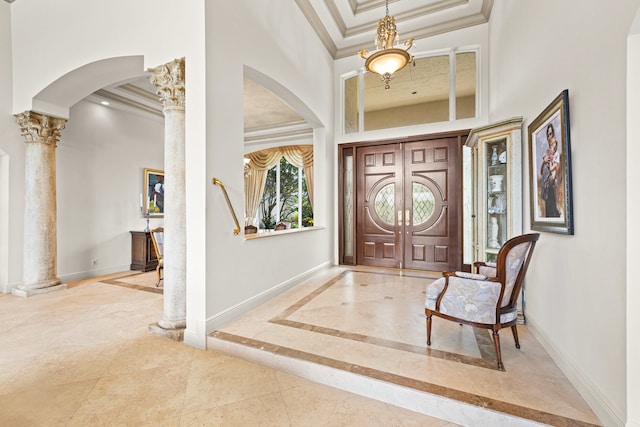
left=244, top=145, right=314, bottom=226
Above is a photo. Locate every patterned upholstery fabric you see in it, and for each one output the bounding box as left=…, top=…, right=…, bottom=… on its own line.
left=478, top=262, right=496, bottom=277
left=453, top=271, right=487, bottom=280
left=500, top=242, right=531, bottom=307
left=424, top=276, right=518, bottom=324
left=425, top=276, right=501, bottom=324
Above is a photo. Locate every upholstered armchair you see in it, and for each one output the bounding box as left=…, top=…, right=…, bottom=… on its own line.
left=424, top=233, right=540, bottom=369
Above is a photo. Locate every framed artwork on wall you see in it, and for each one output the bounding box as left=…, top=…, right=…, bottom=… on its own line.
left=528, top=89, right=574, bottom=234
left=143, top=168, right=164, bottom=218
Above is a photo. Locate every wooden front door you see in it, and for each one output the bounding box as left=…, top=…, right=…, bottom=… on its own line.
left=356, top=137, right=461, bottom=271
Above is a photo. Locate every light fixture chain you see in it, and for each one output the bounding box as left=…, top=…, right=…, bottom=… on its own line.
left=359, top=0, right=414, bottom=90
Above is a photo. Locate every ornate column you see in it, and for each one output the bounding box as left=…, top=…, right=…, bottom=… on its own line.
left=148, top=58, right=187, bottom=340
left=13, top=112, right=67, bottom=297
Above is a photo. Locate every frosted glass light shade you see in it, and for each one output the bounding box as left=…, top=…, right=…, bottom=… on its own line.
left=365, top=49, right=412, bottom=76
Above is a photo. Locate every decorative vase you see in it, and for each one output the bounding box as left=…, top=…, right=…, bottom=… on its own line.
left=488, top=216, right=500, bottom=248
left=491, top=146, right=498, bottom=166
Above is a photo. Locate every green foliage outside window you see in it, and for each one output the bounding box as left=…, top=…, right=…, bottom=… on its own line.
left=259, top=157, right=313, bottom=230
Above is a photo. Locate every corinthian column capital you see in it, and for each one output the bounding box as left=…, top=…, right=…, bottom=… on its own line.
left=15, top=111, right=67, bottom=146
left=149, top=58, right=185, bottom=110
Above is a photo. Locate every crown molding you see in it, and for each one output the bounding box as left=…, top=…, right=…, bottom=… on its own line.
left=344, top=0, right=469, bottom=38
left=295, top=0, right=338, bottom=58
left=335, top=10, right=490, bottom=59
left=244, top=123, right=313, bottom=146
left=90, top=89, right=164, bottom=119
left=297, top=0, right=492, bottom=60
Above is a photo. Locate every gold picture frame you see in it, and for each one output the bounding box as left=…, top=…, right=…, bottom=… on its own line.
left=143, top=168, right=164, bottom=218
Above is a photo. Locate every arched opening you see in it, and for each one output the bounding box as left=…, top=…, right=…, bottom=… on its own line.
left=22, top=55, right=168, bottom=285
left=242, top=66, right=325, bottom=235
left=31, top=56, right=150, bottom=119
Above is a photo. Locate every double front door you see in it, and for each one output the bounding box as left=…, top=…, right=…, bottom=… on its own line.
left=354, top=137, right=462, bottom=271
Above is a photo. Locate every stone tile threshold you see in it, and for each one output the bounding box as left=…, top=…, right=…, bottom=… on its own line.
left=209, top=331, right=598, bottom=427
left=208, top=268, right=602, bottom=427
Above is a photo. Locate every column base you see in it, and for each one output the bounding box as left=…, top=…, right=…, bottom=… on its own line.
left=12, top=283, right=67, bottom=298
left=148, top=322, right=184, bottom=342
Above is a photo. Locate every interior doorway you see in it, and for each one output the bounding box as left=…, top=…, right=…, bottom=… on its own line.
left=340, top=132, right=466, bottom=271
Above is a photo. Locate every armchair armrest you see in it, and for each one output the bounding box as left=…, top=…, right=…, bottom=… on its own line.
left=474, top=261, right=496, bottom=268
left=473, top=261, right=497, bottom=277
left=435, top=275, right=503, bottom=323
left=449, top=271, right=488, bottom=281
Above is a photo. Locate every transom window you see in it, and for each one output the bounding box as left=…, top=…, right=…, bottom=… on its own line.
left=343, top=49, right=477, bottom=133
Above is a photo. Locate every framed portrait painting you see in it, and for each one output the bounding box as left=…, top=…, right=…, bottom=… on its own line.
left=528, top=90, right=574, bottom=234
left=143, top=168, right=164, bottom=218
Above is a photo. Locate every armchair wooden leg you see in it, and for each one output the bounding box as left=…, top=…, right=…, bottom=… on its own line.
left=492, top=328, right=504, bottom=370
left=426, top=312, right=432, bottom=346
left=511, top=325, right=520, bottom=349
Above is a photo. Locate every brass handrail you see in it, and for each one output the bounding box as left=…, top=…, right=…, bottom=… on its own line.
left=211, top=177, right=241, bottom=235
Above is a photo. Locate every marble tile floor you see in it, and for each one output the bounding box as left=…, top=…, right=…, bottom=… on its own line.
left=207, top=266, right=602, bottom=427
left=0, top=270, right=458, bottom=426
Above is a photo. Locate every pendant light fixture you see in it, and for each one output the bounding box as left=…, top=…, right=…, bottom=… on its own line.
left=359, top=0, right=414, bottom=90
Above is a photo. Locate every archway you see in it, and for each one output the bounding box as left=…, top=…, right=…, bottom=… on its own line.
left=31, top=56, right=150, bottom=119
left=242, top=66, right=326, bottom=233
left=14, top=55, right=165, bottom=295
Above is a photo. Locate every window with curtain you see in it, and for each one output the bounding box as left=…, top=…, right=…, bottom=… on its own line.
left=244, top=145, right=314, bottom=232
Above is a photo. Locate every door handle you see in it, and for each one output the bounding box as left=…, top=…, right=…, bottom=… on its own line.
left=397, top=210, right=402, bottom=226
left=405, top=209, right=411, bottom=225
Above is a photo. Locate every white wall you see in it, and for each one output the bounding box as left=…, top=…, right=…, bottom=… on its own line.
left=9, top=0, right=196, bottom=116
left=489, top=2, right=639, bottom=425
left=0, top=2, right=25, bottom=293
left=203, top=1, right=335, bottom=334
left=627, top=9, right=640, bottom=427
left=56, top=101, right=164, bottom=281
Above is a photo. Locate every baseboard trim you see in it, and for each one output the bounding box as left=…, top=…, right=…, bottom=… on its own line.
left=205, top=262, right=331, bottom=336
left=59, top=264, right=131, bottom=283
left=183, top=329, right=206, bottom=350
left=1, top=281, right=19, bottom=294
left=526, top=317, right=623, bottom=427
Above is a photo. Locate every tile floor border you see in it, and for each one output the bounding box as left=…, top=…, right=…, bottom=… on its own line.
left=207, top=331, right=595, bottom=427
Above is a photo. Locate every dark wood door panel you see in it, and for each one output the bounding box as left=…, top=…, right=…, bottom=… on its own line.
left=353, top=134, right=463, bottom=272
left=404, top=138, right=460, bottom=271
left=357, top=144, right=402, bottom=268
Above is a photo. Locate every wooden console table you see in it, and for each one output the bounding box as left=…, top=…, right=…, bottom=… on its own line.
left=130, top=231, right=158, bottom=271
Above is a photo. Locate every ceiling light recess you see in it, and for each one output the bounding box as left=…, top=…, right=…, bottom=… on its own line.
left=359, top=0, right=414, bottom=90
